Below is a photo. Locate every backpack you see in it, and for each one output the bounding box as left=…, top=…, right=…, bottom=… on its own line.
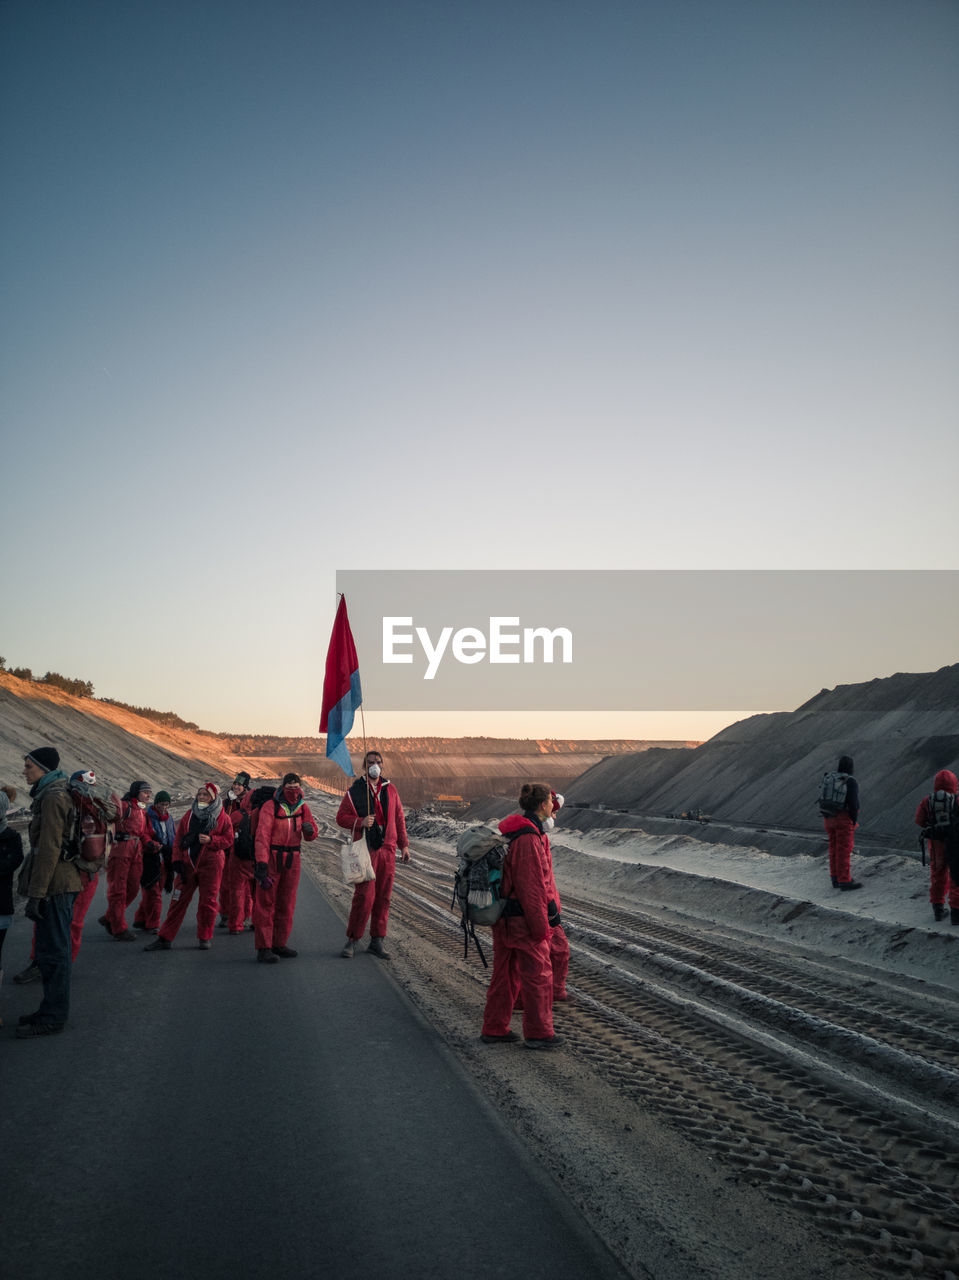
left=926, top=790, right=957, bottom=837
left=923, top=790, right=959, bottom=879
left=451, top=826, right=518, bottom=967
left=235, top=786, right=274, bottom=861
left=817, top=771, right=849, bottom=817
left=63, top=784, right=118, bottom=871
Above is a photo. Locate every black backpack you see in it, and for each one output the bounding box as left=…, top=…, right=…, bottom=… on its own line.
left=817, top=771, right=849, bottom=817
left=234, top=786, right=275, bottom=861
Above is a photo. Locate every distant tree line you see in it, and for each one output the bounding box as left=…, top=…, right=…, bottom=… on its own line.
left=1, top=657, right=94, bottom=698
left=2, top=656, right=197, bottom=728
left=99, top=698, right=200, bottom=732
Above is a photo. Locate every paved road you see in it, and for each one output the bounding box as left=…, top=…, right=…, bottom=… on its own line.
left=2, top=874, right=628, bottom=1280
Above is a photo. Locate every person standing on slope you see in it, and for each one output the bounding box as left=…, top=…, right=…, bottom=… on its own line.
left=336, top=749, right=409, bottom=960
left=915, top=769, right=959, bottom=924
left=144, top=783, right=233, bottom=951
left=820, top=755, right=862, bottom=892
left=481, top=783, right=560, bottom=1050
left=252, top=773, right=317, bottom=964
left=102, top=780, right=159, bottom=940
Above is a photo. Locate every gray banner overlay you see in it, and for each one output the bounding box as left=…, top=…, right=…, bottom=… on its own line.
left=335, top=571, right=959, bottom=712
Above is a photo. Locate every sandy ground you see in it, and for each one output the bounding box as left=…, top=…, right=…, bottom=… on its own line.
left=306, top=802, right=959, bottom=1279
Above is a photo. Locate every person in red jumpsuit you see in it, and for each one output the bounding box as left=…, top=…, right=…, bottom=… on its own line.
left=915, top=769, right=959, bottom=924
left=481, top=783, right=560, bottom=1050
left=101, top=780, right=158, bottom=940
left=252, top=773, right=317, bottom=964
left=68, top=770, right=115, bottom=958
left=144, top=783, right=233, bottom=951
left=821, top=755, right=861, bottom=891
left=336, top=750, right=409, bottom=959
left=511, top=789, right=568, bottom=1011
left=227, top=782, right=269, bottom=935
left=218, top=772, right=252, bottom=928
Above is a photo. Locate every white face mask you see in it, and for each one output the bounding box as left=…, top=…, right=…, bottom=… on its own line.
left=543, top=816, right=555, bottom=832
left=368, top=764, right=381, bottom=779
left=196, top=800, right=210, bottom=810
left=137, top=801, right=147, bottom=810
left=227, top=789, right=237, bottom=800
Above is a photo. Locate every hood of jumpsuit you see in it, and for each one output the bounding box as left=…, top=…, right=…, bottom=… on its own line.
left=498, top=813, right=540, bottom=839
left=933, top=770, right=958, bottom=795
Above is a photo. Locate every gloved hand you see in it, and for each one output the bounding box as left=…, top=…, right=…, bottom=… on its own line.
left=25, top=897, right=46, bottom=923
left=254, top=862, right=273, bottom=890
left=302, top=822, right=316, bottom=839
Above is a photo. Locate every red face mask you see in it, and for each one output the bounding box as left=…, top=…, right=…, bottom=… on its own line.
left=283, top=786, right=299, bottom=804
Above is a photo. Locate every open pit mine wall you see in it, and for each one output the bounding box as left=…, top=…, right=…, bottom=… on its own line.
left=563, top=665, right=959, bottom=850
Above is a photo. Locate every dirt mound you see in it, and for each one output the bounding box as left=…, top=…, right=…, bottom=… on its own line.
left=565, top=664, right=959, bottom=847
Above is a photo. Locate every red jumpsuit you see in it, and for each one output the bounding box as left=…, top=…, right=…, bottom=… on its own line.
left=511, top=829, right=569, bottom=1008
left=105, top=800, right=156, bottom=935
left=915, top=770, right=959, bottom=911
left=226, top=797, right=256, bottom=932
left=337, top=778, right=407, bottom=942
left=481, top=814, right=554, bottom=1042
left=253, top=790, right=317, bottom=950
left=220, top=791, right=252, bottom=929
left=158, top=808, right=233, bottom=943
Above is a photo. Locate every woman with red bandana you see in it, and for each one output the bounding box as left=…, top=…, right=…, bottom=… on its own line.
left=252, top=773, right=317, bottom=964
left=916, top=769, right=959, bottom=924
left=481, top=783, right=561, bottom=1050
left=144, top=783, right=233, bottom=951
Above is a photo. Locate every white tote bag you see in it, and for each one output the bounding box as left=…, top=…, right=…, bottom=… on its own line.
left=341, top=835, right=376, bottom=885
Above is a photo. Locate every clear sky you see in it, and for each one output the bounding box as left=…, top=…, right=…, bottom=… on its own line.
left=2, top=1, right=956, bottom=738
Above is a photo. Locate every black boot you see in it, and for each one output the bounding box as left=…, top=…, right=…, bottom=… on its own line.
left=951, top=908, right=959, bottom=926
left=839, top=880, right=862, bottom=892
left=831, top=876, right=839, bottom=888
left=933, top=903, right=946, bottom=922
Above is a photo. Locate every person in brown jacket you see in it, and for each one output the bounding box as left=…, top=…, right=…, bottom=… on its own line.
left=17, top=746, right=82, bottom=1038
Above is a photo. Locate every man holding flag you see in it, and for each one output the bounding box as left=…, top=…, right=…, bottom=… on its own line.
left=320, top=595, right=410, bottom=960
left=336, top=748, right=409, bottom=959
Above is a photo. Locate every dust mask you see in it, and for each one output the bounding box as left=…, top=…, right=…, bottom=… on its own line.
left=368, top=764, right=381, bottom=780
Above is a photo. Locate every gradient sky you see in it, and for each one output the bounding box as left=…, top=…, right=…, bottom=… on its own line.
left=2, top=1, right=956, bottom=737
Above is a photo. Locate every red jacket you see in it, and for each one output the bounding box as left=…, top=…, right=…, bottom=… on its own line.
left=915, top=769, right=959, bottom=829
left=114, top=799, right=157, bottom=851
left=254, top=789, right=317, bottom=865
left=172, top=807, right=234, bottom=863
left=497, top=814, right=551, bottom=943
left=336, top=779, right=407, bottom=852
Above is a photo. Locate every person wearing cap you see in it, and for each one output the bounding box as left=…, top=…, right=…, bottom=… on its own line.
left=134, top=790, right=176, bottom=933
left=252, top=773, right=318, bottom=964
left=145, top=783, right=233, bottom=951
left=336, top=750, right=409, bottom=960
left=101, top=781, right=159, bottom=940
left=218, top=772, right=252, bottom=929
left=68, top=769, right=117, bottom=958
left=17, top=746, right=81, bottom=1037
left=0, top=784, right=25, bottom=1024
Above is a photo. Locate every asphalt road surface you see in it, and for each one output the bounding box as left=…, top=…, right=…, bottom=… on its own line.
left=2, top=874, right=629, bottom=1280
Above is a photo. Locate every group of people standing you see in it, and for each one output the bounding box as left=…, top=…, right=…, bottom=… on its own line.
left=2, top=747, right=327, bottom=1037
left=821, top=755, right=959, bottom=924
